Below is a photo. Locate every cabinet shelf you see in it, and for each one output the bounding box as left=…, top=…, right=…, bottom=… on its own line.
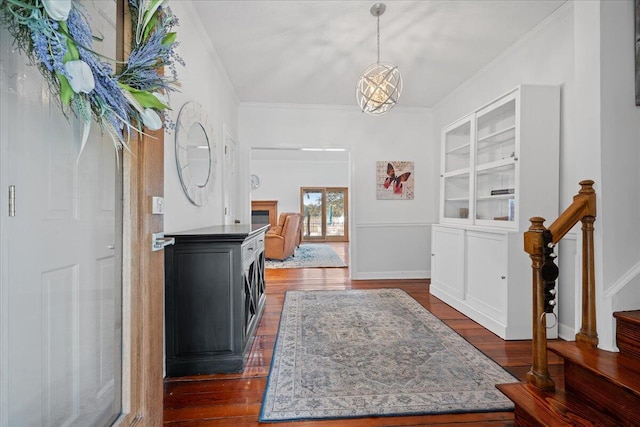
left=476, top=158, right=515, bottom=174
left=477, top=194, right=515, bottom=201
left=443, top=168, right=471, bottom=178
left=445, top=197, right=470, bottom=202
left=477, top=125, right=516, bottom=145
left=446, top=142, right=471, bottom=155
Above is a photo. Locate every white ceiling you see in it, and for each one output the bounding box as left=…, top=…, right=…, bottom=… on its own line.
left=192, top=0, right=566, bottom=109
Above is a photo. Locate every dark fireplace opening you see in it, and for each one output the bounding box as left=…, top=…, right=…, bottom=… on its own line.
left=252, top=210, right=270, bottom=226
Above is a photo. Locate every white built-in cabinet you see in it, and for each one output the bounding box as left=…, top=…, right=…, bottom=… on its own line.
left=431, top=85, right=560, bottom=339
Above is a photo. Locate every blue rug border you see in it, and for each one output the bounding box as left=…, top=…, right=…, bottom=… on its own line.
left=258, top=288, right=518, bottom=423
left=265, top=243, right=347, bottom=269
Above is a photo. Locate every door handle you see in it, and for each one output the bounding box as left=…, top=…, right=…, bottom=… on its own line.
left=152, top=232, right=175, bottom=252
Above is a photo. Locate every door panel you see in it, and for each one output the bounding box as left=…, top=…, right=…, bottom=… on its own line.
left=223, top=129, right=239, bottom=225
left=325, top=189, right=347, bottom=239
left=0, top=1, right=122, bottom=425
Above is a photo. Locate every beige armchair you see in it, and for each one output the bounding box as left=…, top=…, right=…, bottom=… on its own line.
left=268, top=213, right=302, bottom=247
left=265, top=213, right=301, bottom=261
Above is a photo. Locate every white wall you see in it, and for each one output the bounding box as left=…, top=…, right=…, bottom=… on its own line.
left=599, top=0, right=640, bottom=298
left=596, top=0, right=640, bottom=349
left=568, top=0, right=640, bottom=350
left=251, top=151, right=349, bottom=214
left=239, top=104, right=435, bottom=279
left=163, top=2, right=240, bottom=233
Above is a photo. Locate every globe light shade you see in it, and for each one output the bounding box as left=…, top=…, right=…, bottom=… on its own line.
left=356, top=62, right=403, bottom=115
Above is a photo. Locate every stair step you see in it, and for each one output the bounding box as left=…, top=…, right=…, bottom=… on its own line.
left=548, top=341, right=640, bottom=426
left=497, top=382, right=620, bottom=426
left=614, top=310, right=640, bottom=360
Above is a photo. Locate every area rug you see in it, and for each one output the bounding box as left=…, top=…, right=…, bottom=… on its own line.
left=265, top=244, right=346, bottom=269
left=259, top=288, right=518, bottom=422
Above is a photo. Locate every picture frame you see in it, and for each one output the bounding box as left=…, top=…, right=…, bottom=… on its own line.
left=376, top=161, right=414, bottom=200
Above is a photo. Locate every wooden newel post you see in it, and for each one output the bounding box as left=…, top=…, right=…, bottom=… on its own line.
left=524, top=217, right=555, bottom=391
left=523, top=181, right=597, bottom=391
left=575, top=180, right=598, bottom=347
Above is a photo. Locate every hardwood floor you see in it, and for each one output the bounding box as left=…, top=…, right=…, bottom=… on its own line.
left=163, top=243, right=564, bottom=426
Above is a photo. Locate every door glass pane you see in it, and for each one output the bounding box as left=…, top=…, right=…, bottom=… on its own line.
left=326, top=190, right=345, bottom=238
left=444, top=120, right=471, bottom=173
left=302, top=190, right=323, bottom=238
left=443, top=173, right=470, bottom=220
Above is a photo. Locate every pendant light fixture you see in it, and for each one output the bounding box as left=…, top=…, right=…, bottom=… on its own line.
left=356, top=3, right=402, bottom=115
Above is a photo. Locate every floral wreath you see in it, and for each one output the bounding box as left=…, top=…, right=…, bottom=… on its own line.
left=0, top=0, right=183, bottom=150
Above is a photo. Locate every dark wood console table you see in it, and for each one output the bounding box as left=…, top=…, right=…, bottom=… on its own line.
left=164, top=224, right=268, bottom=376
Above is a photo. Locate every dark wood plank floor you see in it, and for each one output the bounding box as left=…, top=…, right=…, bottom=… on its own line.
left=163, top=243, right=564, bottom=426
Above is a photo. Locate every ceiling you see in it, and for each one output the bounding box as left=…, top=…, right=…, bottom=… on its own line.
left=192, top=0, right=566, bottom=109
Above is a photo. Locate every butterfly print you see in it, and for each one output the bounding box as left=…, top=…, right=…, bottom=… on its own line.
left=383, top=162, right=411, bottom=194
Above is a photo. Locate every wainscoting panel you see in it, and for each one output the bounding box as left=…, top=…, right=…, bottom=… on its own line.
left=352, top=223, right=432, bottom=280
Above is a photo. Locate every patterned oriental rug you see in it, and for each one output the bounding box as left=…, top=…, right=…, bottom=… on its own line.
left=265, top=244, right=346, bottom=269
left=260, top=289, right=517, bottom=422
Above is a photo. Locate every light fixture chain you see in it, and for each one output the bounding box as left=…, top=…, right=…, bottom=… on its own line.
left=376, top=14, right=380, bottom=64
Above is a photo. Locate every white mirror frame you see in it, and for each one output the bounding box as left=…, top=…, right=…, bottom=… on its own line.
left=175, top=101, right=216, bottom=206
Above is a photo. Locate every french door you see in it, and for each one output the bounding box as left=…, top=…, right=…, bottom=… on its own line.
left=300, top=187, right=348, bottom=242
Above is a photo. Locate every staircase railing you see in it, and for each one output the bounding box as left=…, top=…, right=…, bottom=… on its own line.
left=523, top=180, right=597, bottom=391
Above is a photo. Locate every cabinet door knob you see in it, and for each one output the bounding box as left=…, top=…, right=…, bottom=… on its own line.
left=501, top=275, right=506, bottom=279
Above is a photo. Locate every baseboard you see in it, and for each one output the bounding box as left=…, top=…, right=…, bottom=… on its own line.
left=558, top=323, right=576, bottom=341
left=430, top=285, right=507, bottom=339
left=352, top=270, right=430, bottom=281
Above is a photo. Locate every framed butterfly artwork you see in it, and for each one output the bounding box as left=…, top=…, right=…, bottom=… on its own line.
left=376, top=161, right=414, bottom=200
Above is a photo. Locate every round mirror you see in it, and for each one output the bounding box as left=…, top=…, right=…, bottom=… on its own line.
left=186, top=123, right=211, bottom=187
left=175, top=101, right=216, bottom=206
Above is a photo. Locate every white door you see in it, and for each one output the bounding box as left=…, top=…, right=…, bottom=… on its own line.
left=223, top=128, right=239, bottom=225
left=0, top=2, right=122, bottom=425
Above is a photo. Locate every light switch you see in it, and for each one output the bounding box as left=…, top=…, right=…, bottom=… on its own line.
left=152, top=196, right=164, bottom=214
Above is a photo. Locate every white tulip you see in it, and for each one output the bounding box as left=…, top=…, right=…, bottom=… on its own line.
left=65, top=60, right=95, bottom=93
left=141, top=108, right=162, bottom=131
left=42, top=0, right=72, bottom=21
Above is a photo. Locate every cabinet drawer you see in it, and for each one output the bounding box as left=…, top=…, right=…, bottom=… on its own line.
left=242, top=238, right=257, bottom=264
left=255, top=235, right=265, bottom=254
left=243, top=235, right=264, bottom=262
left=243, top=235, right=265, bottom=262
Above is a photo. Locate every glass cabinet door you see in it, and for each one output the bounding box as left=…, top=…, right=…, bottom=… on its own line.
left=474, top=95, right=517, bottom=226
left=441, top=118, right=473, bottom=222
